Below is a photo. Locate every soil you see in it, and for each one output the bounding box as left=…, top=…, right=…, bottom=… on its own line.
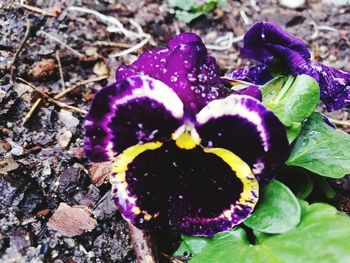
left=1, top=0, right=350, bottom=262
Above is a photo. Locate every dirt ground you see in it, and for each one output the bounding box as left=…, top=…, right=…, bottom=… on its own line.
left=1, top=0, right=350, bottom=262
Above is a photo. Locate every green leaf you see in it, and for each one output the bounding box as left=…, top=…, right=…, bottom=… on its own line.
left=169, top=0, right=221, bottom=23
left=261, top=75, right=320, bottom=142
left=313, top=176, right=336, bottom=199
left=173, top=235, right=211, bottom=257
left=244, top=180, right=301, bottom=234
left=169, top=0, right=201, bottom=11
left=287, top=112, right=350, bottom=178
left=174, top=11, right=204, bottom=23
left=177, top=203, right=350, bottom=263
left=294, top=173, right=313, bottom=199
left=278, top=167, right=314, bottom=199
left=286, top=122, right=302, bottom=143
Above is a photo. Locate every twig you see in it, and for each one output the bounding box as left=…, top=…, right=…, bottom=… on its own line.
left=20, top=3, right=60, bottom=17
left=327, top=117, right=350, bottom=127
left=17, top=78, right=87, bottom=115
left=309, top=20, right=339, bottom=40
left=38, top=31, right=84, bottom=58
left=56, top=50, right=65, bottom=91
left=9, top=19, right=31, bottom=83
left=318, top=25, right=338, bottom=32
left=206, top=33, right=243, bottom=51
left=67, top=6, right=152, bottom=58
left=128, top=223, right=158, bottom=263
left=67, top=6, right=149, bottom=39
left=174, top=20, right=181, bottom=35
left=22, top=98, right=42, bottom=125
left=21, top=76, right=105, bottom=123
left=250, top=0, right=261, bottom=11
left=93, top=41, right=132, bottom=48
left=109, top=36, right=151, bottom=58
left=309, top=20, right=319, bottom=40
left=240, top=8, right=251, bottom=25
left=129, top=19, right=144, bottom=35
left=54, top=75, right=108, bottom=100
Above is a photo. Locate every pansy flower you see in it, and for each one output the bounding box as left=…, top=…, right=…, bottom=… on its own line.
left=84, top=33, right=289, bottom=236
left=229, top=22, right=350, bottom=112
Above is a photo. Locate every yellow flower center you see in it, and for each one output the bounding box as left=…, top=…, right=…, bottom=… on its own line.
left=172, top=124, right=201, bottom=150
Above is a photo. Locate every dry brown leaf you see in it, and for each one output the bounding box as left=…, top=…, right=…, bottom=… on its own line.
left=28, top=59, right=58, bottom=79
left=47, top=203, right=97, bottom=237
left=89, top=162, right=111, bottom=186
left=0, top=157, right=19, bottom=175
left=93, top=61, right=110, bottom=77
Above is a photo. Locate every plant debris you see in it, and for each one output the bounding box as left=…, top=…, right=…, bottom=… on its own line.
left=0, top=157, right=19, bottom=175
left=47, top=203, right=97, bottom=237
left=28, top=58, right=58, bottom=79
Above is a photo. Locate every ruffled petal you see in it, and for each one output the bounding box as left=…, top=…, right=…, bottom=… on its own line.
left=227, top=64, right=272, bottom=85
left=310, top=62, right=350, bottom=111
left=116, top=47, right=169, bottom=81
left=234, top=86, right=263, bottom=101
left=241, top=21, right=310, bottom=65
left=238, top=22, right=350, bottom=111
left=110, top=142, right=258, bottom=236
left=195, top=94, right=289, bottom=182
left=84, top=75, right=184, bottom=162
left=116, top=33, right=228, bottom=116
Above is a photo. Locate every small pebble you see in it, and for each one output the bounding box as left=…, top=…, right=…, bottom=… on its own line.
left=57, top=130, right=73, bottom=148
left=280, top=0, right=305, bottom=9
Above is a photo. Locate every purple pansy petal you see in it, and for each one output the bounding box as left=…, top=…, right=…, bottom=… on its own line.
left=84, top=75, right=184, bottom=162
left=168, top=32, right=202, bottom=48
left=195, top=94, right=289, bottom=182
left=115, top=33, right=228, bottom=117
left=110, top=142, right=258, bottom=237
left=172, top=146, right=258, bottom=236
left=116, top=47, right=169, bottom=81
left=116, top=33, right=201, bottom=82
left=239, top=22, right=350, bottom=111
left=310, top=62, right=350, bottom=111
left=110, top=142, right=167, bottom=231
left=227, top=64, right=272, bottom=85
left=234, top=86, right=263, bottom=101
left=242, top=21, right=310, bottom=64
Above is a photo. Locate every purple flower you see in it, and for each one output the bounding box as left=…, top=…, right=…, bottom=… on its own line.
left=84, top=33, right=289, bottom=236
left=229, top=22, right=350, bottom=111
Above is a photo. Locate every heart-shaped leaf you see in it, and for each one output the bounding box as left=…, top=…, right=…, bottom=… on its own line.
left=278, top=167, right=314, bottom=199
left=261, top=75, right=320, bottom=142
left=175, top=203, right=350, bottom=263
left=244, top=180, right=301, bottom=233
left=287, top=112, right=350, bottom=178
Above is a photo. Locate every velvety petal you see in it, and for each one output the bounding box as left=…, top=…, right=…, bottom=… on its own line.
left=115, top=33, right=228, bottom=117
left=241, top=22, right=310, bottom=65
left=227, top=64, right=272, bottom=85
left=234, top=86, right=263, bottom=101
left=116, top=47, right=169, bottom=81
left=195, top=94, right=289, bottom=182
left=239, top=22, right=350, bottom=111
left=84, top=75, right=184, bottom=162
left=115, top=33, right=202, bottom=81
left=110, top=142, right=258, bottom=236
left=310, top=62, right=350, bottom=111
